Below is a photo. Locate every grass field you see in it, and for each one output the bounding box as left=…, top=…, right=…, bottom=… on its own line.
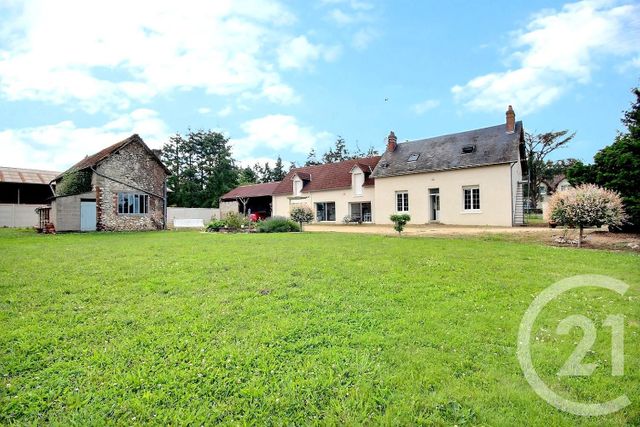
left=0, top=229, right=638, bottom=425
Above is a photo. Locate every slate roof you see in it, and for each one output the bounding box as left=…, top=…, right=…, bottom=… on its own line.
left=371, top=122, right=525, bottom=178
left=542, top=174, right=568, bottom=191
left=273, top=156, right=381, bottom=195
left=0, top=166, right=60, bottom=185
left=221, top=181, right=281, bottom=200
left=54, top=134, right=170, bottom=180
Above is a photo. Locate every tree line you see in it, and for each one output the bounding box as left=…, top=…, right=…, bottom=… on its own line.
left=161, top=133, right=378, bottom=208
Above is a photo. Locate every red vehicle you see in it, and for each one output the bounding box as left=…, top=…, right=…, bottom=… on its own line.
left=249, top=211, right=268, bottom=222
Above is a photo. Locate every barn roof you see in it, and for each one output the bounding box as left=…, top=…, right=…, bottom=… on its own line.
left=273, top=156, right=381, bottom=195
left=371, top=122, right=525, bottom=178
left=0, top=166, right=60, bottom=185
left=221, top=181, right=281, bottom=200
left=55, top=134, right=170, bottom=180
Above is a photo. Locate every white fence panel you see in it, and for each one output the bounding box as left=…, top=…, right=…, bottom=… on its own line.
left=167, top=207, right=219, bottom=229
left=0, top=204, right=41, bottom=228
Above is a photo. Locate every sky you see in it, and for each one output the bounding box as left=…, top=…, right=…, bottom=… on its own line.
left=0, top=0, right=639, bottom=173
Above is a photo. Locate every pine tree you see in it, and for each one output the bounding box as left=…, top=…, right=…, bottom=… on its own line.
left=272, top=156, right=286, bottom=181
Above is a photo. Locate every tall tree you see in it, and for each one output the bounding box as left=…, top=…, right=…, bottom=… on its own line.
left=238, top=166, right=258, bottom=185
left=568, top=87, right=640, bottom=230
left=272, top=156, right=286, bottom=181
left=322, top=136, right=350, bottom=163
left=525, top=130, right=575, bottom=208
left=161, top=130, right=238, bottom=208
left=261, top=162, right=273, bottom=183
left=305, top=148, right=321, bottom=166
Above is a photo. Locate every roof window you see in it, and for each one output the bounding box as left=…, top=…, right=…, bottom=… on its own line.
left=461, top=145, right=476, bottom=154
left=407, top=153, right=420, bottom=162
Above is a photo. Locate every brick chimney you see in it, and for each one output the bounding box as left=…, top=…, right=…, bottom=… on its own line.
left=386, top=131, right=397, bottom=152
left=506, top=105, right=515, bottom=133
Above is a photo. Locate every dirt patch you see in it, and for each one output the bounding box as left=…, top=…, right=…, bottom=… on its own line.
left=304, top=224, right=640, bottom=252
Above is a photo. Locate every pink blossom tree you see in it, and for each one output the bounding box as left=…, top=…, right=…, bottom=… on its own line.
left=546, top=184, right=627, bottom=247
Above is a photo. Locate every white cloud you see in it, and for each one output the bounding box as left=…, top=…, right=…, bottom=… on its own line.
left=0, top=109, right=170, bottom=170
left=412, top=99, right=440, bottom=115
left=197, top=107, right=212, bottom=115
left=352, top=28, right=377, bottom=50
left=452, top=0, right=640, bottom=114
left=232, top=114, right=333, bottom=159
left=277, top=35, right=341, bottom=70
left=217, top=106, right=233, bottom=117
left=0, top=0, right=301, bottom=112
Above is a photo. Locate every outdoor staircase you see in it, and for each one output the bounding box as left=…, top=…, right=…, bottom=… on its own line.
left=514, top=182, right=525, bottom=226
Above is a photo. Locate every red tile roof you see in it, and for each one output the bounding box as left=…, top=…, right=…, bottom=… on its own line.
left=273, top=156, right=381, bottom=195
left=221, top=181, right=281, bottom=200
left=55, top=134, right=170, bottom=179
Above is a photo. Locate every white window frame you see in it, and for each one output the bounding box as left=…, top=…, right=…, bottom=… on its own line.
left=396, top=191, right=409, bottom=212
left=118, top=192, right=149, bottom=215
left=462, top=186, right=480, bottom=212
left=293, top=177, right=303, bottom=196
left=315, top=202, right=336, bottom=222
left=352, top=170, right=364, bottom=196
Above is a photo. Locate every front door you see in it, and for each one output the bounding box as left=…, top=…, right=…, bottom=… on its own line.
left=80, top=200, right=97, bottom=231
left=429, top=189, right=440, bottom=222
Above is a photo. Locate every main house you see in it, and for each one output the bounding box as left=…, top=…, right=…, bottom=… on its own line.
left=233, top=106, right=526, bottom=227
left=51, top=134, right=170, bottom=232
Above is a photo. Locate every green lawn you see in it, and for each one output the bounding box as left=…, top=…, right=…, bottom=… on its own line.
left=0, top=229, right=638, bottom=425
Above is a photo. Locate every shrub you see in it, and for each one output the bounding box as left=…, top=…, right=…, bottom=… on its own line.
left=206, top=219, right=226, bottom=232
left=290, top=205, right=314, bottom=231
left=256, top=216, right=301, bottom=233
left=223, top=212, right=250, bottom=231
left=546, top=184, right=627, bottom=247
left=390, top=213, right=411, bottom=234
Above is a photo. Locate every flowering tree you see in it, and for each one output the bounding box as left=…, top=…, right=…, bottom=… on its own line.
left=546, top=184, right=627, bottom=247
left=290, top=205, right=314, bottom=231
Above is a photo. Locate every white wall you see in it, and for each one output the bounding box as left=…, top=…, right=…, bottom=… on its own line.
left=273, top=186, right=376, bottom=223
left=373, top=164, right=514, bottom=226
left=167, top=207, right=219, bottom=228
left=0, top=204, right=41, bottom=228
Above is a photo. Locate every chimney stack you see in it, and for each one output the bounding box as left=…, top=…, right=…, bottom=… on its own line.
left=506, top=105, right=515, bottom=133
left=387, top=131, right=397, bottom=152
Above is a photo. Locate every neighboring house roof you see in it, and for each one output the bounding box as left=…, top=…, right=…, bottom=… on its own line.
left=371, top=121, right=525, bottom=178
left=54, top=134, right=170, bottom=180
left=542, top=174, right=568, bottom=192
left=0, top=166, right=60, bottom=185
left=221, top=181, right=281, bottom=200
left=273, top=156, right=381, bottom=195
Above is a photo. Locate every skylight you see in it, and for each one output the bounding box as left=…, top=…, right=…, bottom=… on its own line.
left=461, top=145, right=476, bottom=154
left=407, top=153, right=420, bottom=162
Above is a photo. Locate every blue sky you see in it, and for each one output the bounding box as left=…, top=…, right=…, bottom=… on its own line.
left=0, top=0, right=639, bottom=172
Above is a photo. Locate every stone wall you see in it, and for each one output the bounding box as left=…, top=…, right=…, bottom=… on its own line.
left=94, top=141, right=168, bottom=231
left=219, top=200, right=239, bottom=218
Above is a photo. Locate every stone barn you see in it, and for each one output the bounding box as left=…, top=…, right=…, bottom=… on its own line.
left=51, top=134, right=170, bottom=232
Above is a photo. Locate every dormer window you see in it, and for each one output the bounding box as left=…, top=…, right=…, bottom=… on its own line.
left=407, top=153, right=420, bottom=162
left=350, top=166, right=364, bottom=196
left=462, top=145, right=476, bottom=154
left=293, top=176, right=303, bottom=196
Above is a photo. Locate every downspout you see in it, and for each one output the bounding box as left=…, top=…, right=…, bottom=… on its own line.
left=510, top=161, right=516, bottom=226
left=163, top=178, right=168, bottom=230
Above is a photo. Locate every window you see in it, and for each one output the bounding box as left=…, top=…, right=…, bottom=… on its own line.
left=463, top=186, right=480, bottom=211
left=560, top=184, right=571, bottom=191
left=293, top=177, right=303, bottom=196
left=316, top=202, right=336, bottom=221
left=407, top=153, right=420, bottom=162
left=350, top=202, right=372, bottom=222
left=538, top=185, right=547, bottom=195
left=118, top=193, right=149, bottom=214
left=352, top=171, right=364, bottom=196
left=461, top=145, right=476, bottom=154
left=396, top=191, right=409, bottom=212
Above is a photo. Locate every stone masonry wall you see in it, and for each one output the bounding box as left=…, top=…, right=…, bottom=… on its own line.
left=94, top=141, right=167, bottom=231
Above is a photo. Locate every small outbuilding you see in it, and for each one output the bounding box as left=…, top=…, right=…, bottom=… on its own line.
left=220, top=181, right=280, bottom=219
left=51, top=134, right=170, bottom=232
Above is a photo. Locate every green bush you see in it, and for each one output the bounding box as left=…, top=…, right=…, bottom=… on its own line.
left=206, top=219, right=226, bottom=231
left=390, top=213, right=411, bottom=234
left=56, top=169, right=92, bottom=197
left=256, top=216, right=300, bottom=233
left=223, top=212, right=250, bottom=231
